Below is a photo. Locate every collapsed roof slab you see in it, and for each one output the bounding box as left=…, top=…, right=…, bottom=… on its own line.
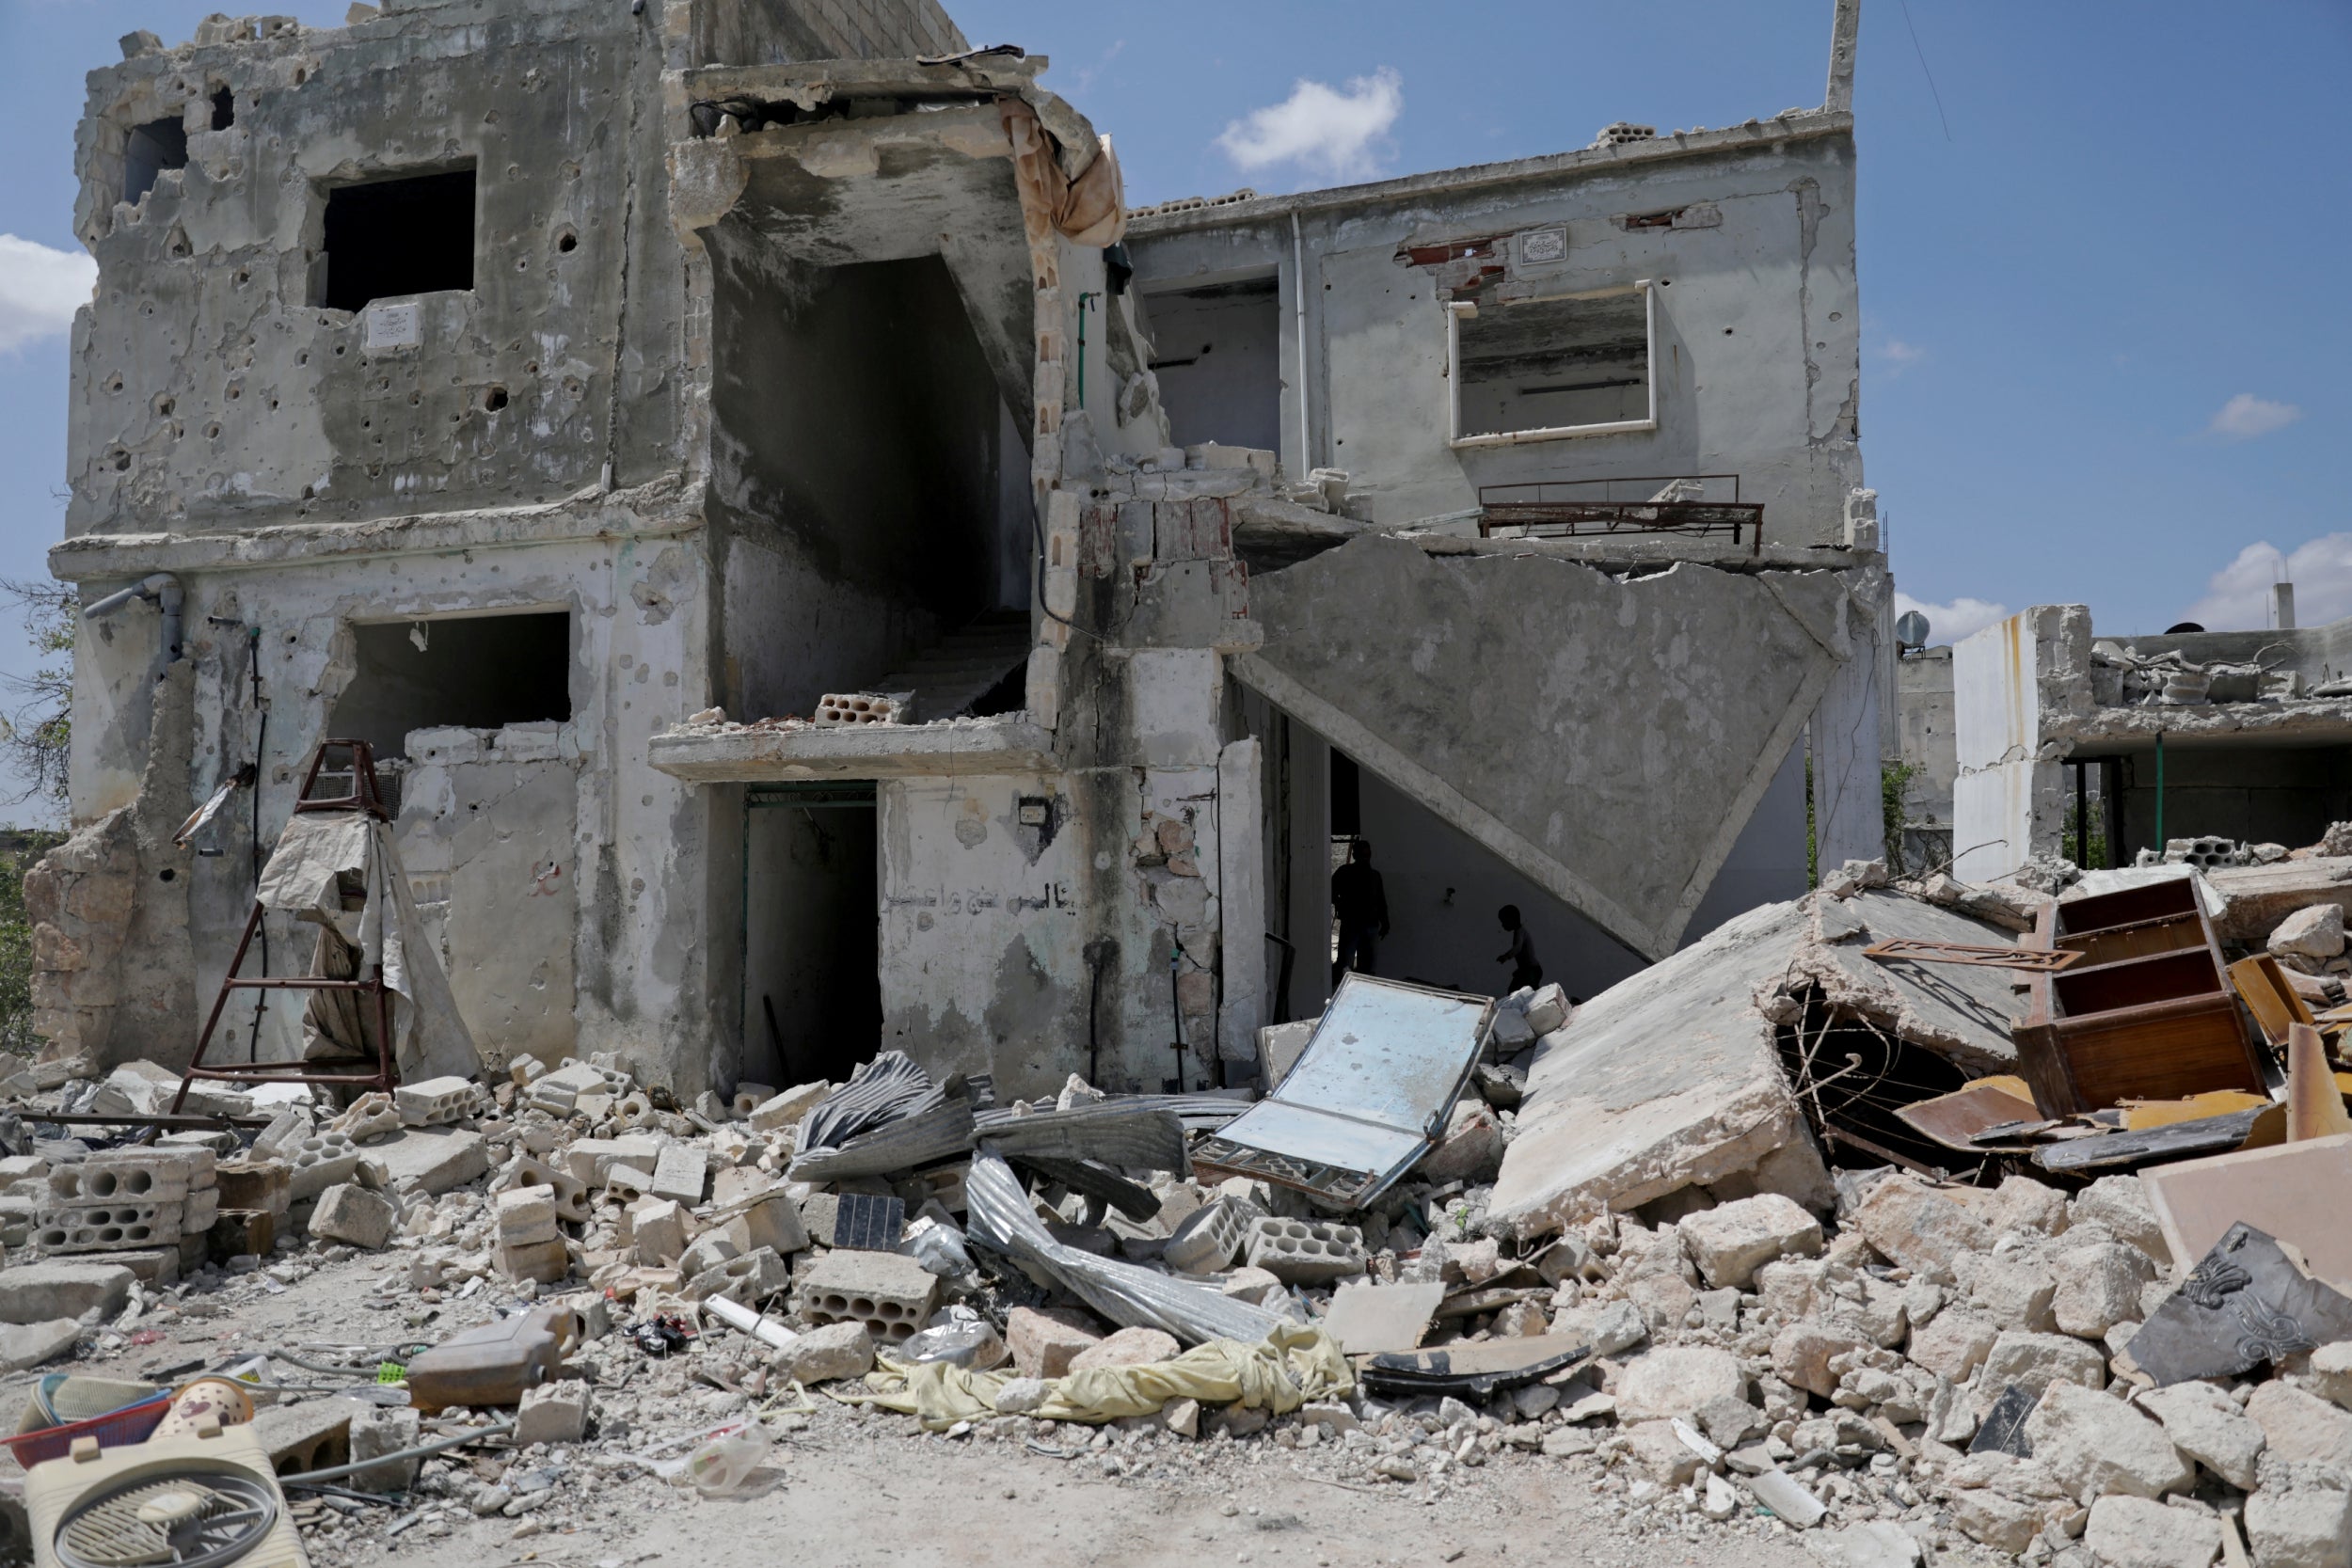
left=1233, top=533, right=1859, bottom=958
left=1786, top=888, right=2024, bottom=1073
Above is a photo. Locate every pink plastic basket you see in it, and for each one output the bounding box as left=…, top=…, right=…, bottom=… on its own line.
left=6, top=1391, right=170, bottom=1469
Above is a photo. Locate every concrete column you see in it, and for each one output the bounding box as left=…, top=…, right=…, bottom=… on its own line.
left=1809, top=599, right=1887, bottom=874
left=1216, top=737, right=1266, bottom=1063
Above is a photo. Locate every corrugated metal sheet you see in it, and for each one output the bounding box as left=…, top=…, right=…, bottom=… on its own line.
left=1192, top=974, right=1493, bottom=1206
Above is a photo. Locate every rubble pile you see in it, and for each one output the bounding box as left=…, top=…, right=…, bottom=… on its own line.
left=0, top=847, right=2342, bottom=1568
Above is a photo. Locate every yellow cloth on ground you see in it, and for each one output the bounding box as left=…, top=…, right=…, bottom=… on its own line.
left=843, top=1323, right=1353, bottom=1432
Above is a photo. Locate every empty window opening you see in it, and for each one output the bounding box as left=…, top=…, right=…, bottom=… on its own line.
left=1450, top=281, right=1656, bottom=446
left=1142, top=276, right=1281, bottom=452
left=326, top=611, right=569, bottom=761
left=210, top=87, right=234, bottom=131
left=708, top=250, right=1032, bottom=716
left=744, top=784, right=881, bottom=1087
left=123, top=117, right=188, bottom=205
left=321, top=166, right=476, bottom=312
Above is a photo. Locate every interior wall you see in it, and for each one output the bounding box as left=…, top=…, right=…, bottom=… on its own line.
left=1143, top=278, right=1282, bottom=452
left=1677, top=740, right=1809, bottom=944
left=2114, top=744, right=2352, bottom=856
left=326, top=612, right=571, bottom=760
left=708, top=249, right=1021, bottom=713
left=1456, top=291, right=1649, bottom=437
left=742, top=795, right=880, bottom=1089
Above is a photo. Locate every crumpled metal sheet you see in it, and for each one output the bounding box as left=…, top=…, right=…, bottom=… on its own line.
left=973, top=1103, right=1188, bottom=1173
left=787, top=1096, right=975, bottom=1182
left=962, top=1151, right=1280, bottom=1347
left=1192, top=974, right=1492, bottom=1207
left=795, top=1052, right=940, bottom=1156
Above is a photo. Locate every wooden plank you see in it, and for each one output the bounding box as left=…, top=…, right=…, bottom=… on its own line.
left=1862, top=939, right=2079, bottom=974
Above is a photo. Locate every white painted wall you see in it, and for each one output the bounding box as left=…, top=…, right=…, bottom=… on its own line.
left=1952, top=611, right=2043, bottom=882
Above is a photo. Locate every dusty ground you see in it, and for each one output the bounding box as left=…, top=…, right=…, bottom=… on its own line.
left=1, top=1243, right=1965, bottom=1568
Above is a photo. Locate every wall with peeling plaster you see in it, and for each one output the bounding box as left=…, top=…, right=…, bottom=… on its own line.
left=1127, top=123, right=1863, bottom=545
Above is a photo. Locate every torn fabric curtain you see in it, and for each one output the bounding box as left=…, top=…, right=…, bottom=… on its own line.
left=998, top=98, right=1126, bottom=247
left=255, top=811, right=480, bottom=1083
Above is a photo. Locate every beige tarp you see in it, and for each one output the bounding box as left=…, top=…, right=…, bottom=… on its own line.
left=255, top=811, right=480, bottom=1083
left=842, top=1324, right=1352, bottom=1432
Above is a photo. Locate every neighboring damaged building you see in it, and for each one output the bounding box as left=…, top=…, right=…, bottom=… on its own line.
left=35, top=0, right=1892, bottom=1103
left=1953, top=598, right=2352, bottom=881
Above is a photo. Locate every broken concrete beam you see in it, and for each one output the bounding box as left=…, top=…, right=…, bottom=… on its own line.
left=0, top=1259, right=133, bottom=1323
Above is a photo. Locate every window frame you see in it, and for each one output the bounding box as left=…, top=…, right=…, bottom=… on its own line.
left=1446, top=278, right=1658, bottom=449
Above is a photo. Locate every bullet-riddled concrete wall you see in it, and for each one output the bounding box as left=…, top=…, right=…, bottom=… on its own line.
left=1126, top=122, right=1863, bottom=545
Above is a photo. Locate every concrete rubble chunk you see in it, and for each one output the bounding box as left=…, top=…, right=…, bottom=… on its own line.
left=1972, top=1252, right=2060, bottom=1332
left=309, top=1183, right=396, bottom=1250
left=2071, top=1176, right=2171, bottom=1267
left=2243, top=1381, right=2352, bottom=1466
left=2085, top=1497, right=2221, bottom=1568
left=1622, top=1418, right=1706, bottom=1484
left=2141, top=1380, right=2265, bottom=1490
left=797, top=1249, right=937, bottom=1343
left=1615, top=1346, right=1747, bottom=1422
left=1068, top=1325, right=1179, bottom=1372
left=2242, top=1486, right=2352, bottom=1568
left=1742, top=1466, right=1827, bottom=1528
left=0, top=1319, right=82, bottom=1374
left=369, top=1128, right=490, bottom=1196
left=1981, top=1330, right=2109, bottom=1408
left=1946, top=1488, right=2043, bottom=1554
left=1909, top=1307, right=2000, bottom=1383
left=0, top=1260, right=134, bottom=1324
left=2268, top=902, right=2345, bottom=959
left=2312, top=1339, right=2352, bottom=1411
left=1007, top=1305, right=1103, bottom=1379
left=1804, top=1521, right=1922, bottom=1568
left=773, top=1321, right=877, bottom=1386
left=748, top=1083, right=830, bottom=1133
left=2055, top=1240, right=2159, bottom=1339
left=350, top=1403, right=421, bottom=1492
left=1853, top=1175, right=1994, bottom=1283
left=514, top=1381, right=592, bottom=1446
left=1773, top=1320, right=1873, bottom=1399
left=1677, top=1192, right=1823, bottom=1289
left=650, top=1145, right=708, bottom=1206
left=2024, top=1380, right=2193, bottom=1504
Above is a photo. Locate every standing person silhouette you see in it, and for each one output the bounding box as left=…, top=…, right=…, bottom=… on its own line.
left=1330, top=840, right=1389, bottom=982
left=1496, top=904, right=1542, bottom=992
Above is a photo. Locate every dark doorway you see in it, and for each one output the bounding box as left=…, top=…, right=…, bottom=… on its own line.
left=744, top=783, right=881, bottom=1087
left=124, top=117, right=188, bottom=205
left=322, top=166, right=477, bottom=311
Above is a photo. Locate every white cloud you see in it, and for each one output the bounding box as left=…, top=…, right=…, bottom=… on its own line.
left=1216, top=68, right=1403, bottom=183
left=0, top=235, right=96, bottom=354
left=2183, top=535, right=2352, bottom=631
left=1874, top=338, right=1927, bottom=371
left=1895, top=591, right=2011, bottom=647
left=2207, top=392, right=2302, bottom=441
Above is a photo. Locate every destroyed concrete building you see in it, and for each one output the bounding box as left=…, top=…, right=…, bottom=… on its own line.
left=35, top=0, right=1888, bottom=1109
left=1952, top=605, right=2352, bottom=883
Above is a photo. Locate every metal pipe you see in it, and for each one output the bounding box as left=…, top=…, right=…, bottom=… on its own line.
left=278, top=1419, right=516, bottom=1486
left=1074, top=291, right=1097, bottom=407
left=2155, top=731, right=2166, bottom=850
left=84, top=572, right=185, bottom=663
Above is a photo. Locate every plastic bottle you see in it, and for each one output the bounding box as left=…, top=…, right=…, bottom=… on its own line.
left=403, top=1304, right=582, bottom=1413
left=682, top=1422, right=769, bottom=1496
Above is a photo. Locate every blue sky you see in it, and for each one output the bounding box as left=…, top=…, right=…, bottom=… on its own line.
left=0, top=1, right=2345, bottom=697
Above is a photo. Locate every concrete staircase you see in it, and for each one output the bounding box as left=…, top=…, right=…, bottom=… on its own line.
left=872, top=610, right=1031, bottom=723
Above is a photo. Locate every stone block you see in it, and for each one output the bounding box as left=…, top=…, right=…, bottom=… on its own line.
left=1068, top=1326, right=1179, bottom=1373
left=1947, top=1487, right=2043, bottom=1554
left=2243, top=1486, right=2352, bottom=1568
left=2312, top=1339, right=2352, bottom=1411
left=1242, top=1216, right=1365, bottom=1285
left=309, top=1184, right=396, bottom=1250
left=1620, top=1418, right=1705, bottom=1484
left=369, top=1128, right=489, bottom=1196
left=1987, top=1174, right=2073, bottom=1236
left=350, top=1403, right=421, bottom=1492
left=718, top=1193, right=807, bottom=1258
left=1615, top=1346, right=1747, bottom=1423
left=0, top=1319, right=81, bottom=1373
left=1972, top=1254, right=2059, bottom=1332
left=181, top=1189, right=219, bottom=1233
left=628, top=1198, right=689, bottom=1267
left=215, top=1159, right=291, bottom=1216
left=524, top=1062, right=608, bottom=1115
left=2269, top=902, right=2345, bottom=959
left=651, top=1145, right=707, bottom=1206
left=2054, top=1241, right=2158, bottom=1339
left=796, top=1247, right=937, bottom=1343
left=1805, top=1522, right=1922, bottom=1568
left=2085, top=1497, right=2219, bottom=1568
left=1551, top=1298, right=1647, bottom=1358
left=562, top=1136, right=663, bottom=1190
left=2244, top=1381, right=2352, bottom=1466
left=249, top=1399, right=352, bottom=1476
left=2024, top=1380, right=2191, bottom=1504
left=1007, top=1305, right=1102, bottom=1379
left=1773, top=1320, right=1872, bottom=1398
left=1678, top=1193, right=1822, bottom=1289
left=1908, top=1307, right=2000, bottom=1383
left=678, top=1232, right=739, bottom=1277
left=1853, top=1176, right=1993, bottom=1283
left=283, top=1131, right=363, bottom=1202
left=684, top=1246, right=788, bottom=1306
left=498, top=1237, right=569, bottom=1286
left=1163, top=1195, right=1254, bottom=1274
left=767, top=1319, right=874, bottom=1386
left=394, top=1074, right=477, bottom=1127
left=1981, top=1331, right=2107, bottom=1409
left=2140, top=1380, right=2265, bottom=1490
left=0, top=1260, right=133, bottom=1323
left=748, top=1083, right=830, bottom=1133
left=514, top=1381, right=592, bottom=1446
left=1419, top=1101, right=1507, bottom=1183
left=1524, top=983, right=1570, bottom=1036
left=2070, top=1176, right=2170, bottom=1267
left=496, top=1186, right=560, bottom=1247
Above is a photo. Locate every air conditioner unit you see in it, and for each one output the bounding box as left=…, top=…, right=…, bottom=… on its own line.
left=24, top=1426, right=309, bottom=1568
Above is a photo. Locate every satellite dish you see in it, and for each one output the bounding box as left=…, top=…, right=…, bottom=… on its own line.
left=1896, top=610, right=1931, bottom=649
